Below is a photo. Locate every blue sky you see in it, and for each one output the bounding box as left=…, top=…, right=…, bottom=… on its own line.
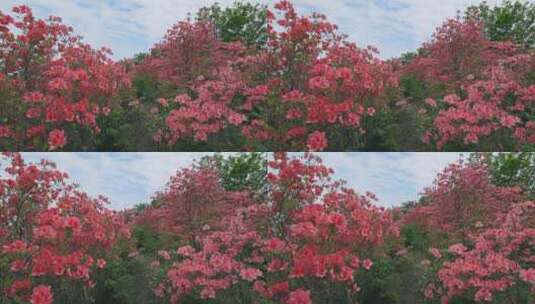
left=14, top=153, right=463, bottom=210
left=0, top=0, right=496, bottom=59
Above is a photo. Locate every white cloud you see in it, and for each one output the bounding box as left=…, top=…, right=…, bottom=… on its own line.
left=9, top=153, right=464, bottom=210
left=0, top=0, right=247, bottom=59
left=19, top=152, right=218, bottom=210
left=316, top=152, right=464, bottom=207
left=265, top=0, right=480, bottom=58
left=1, top=0, right=515, bottom=59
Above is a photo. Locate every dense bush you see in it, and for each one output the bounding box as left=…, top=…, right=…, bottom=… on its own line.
left=0, top=6, right=130, bottom=151
left=1, top=152, right=534, bottom=303
left=1, top=1, right=533, bottom=151
left=0, top=153, right=130, bottom=303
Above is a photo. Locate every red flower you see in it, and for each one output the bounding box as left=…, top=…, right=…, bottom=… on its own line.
left=362, top=259, right=373, bottom=270
left=47, top=129, right=66, bottom=151
left=176, top=245, right=195, bottom=257
left=2, top=240, right=27, bottom=253
left=157, top=250, right=171, bottom=261
left=96, top=259, right=106, bottom=269
left=448, top=243, right=467, bottom=255
left=306, top=131, right=328, bottom=151
left=520, top=269, right=535, bottom=283
left=265, top=238, right=286, bottom=252
left=64, top=216, right=81, bottom=231
left=287, top=289, right=311, bottom=304
left=8, top=279, right=31, bottom=297
left=270, top=281, right=290, bottom=295
left=0, top=153, right=130, bottom=303
left=429, top=248, right=442, bottom=259
left=425, top=98, right=437, bottom=107
left=31, top=285, right=53, bottom=304
left=102, top=107, right=111, bottom=116
left=0, top=125, right=12, bottom=138
left=239, top=267, right=262, bottom=281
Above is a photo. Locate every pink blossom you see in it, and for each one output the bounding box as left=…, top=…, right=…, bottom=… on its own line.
left=240, top=267, right=262, bottom=281
left=287, top=289, right=311, bottom=304
left=429, top=248, right=442, bottom=259
left=47, top=129, right=66, bottom=150
left=306, top=131, right=328, bottom=151
left=362, top=259, right=373, bottom=270
left=31, top=285, right=53, bottom=304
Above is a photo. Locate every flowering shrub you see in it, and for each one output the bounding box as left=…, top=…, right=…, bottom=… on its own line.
left=162, top=78, right=255, bottom=144
left=134, top=165, right=256, bottom=242
left=132, top=1, right=535, bottom=151
left=152, top=153, right=399, bottom=303
left=405, top=160, right=525, bottom=239
left=145, top=1, right=397, bottom=151
left=404, top=17, right=518, bottom=88
left=130, top=2, right=535, bottom=151
left=1, top=1, right=533, bottom=151
left=240, top=1, right=397, bottom=150
left=398, top=154, right=535, bottom=303
left=427, top=54, right=535, bottom=149
left=430, top=202, right=535, bottom=303
left=151, top=203, right=269, bottom=302
left=133, top=18, right=265, bottom=147
left=0, top=6, right=130, bottom=151
left=0, top=153, right=130, bottom=303
left=1, top=152, right=534, bottom=303
left=136, top=20, right=245, bottom=87
left=404, top=16, right=535, bottom=149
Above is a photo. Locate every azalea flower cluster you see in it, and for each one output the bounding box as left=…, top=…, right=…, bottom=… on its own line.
left=405, top=160, right=525, bottom=239
left=0, top=153, right=130, bottom=304
left=134, top=165, right=256, bottom=241
left=140, top=1, right=396, bottom=151
left=407, top=17, right=535, bottom=149
left=142, top=153, right=398, bottom=303
left=247, top=1, right=397, bottom=150
left=1, top=1, right=534, bottom=151
left=401, top=158, right=534, bottom=303
left=135, top=20, right=261, bottom=145
left=1, top=152, right=533, bottom=303
left=0, top=5, right=130, bottom=151
left=433, top=202, right=535, bottom=303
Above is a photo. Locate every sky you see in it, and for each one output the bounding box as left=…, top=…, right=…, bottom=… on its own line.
left=0, top=0, right=501, bottom=59
left=13, top=152, right=464, bottom=210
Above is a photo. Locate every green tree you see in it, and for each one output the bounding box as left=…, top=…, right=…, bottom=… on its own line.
left=196, top=1, right=268, bottom=48
left=470, top=152, right=535, bottom=199
left=197, top=153, right=268, bottom=193
left=466, top=0, right=535, bottom=48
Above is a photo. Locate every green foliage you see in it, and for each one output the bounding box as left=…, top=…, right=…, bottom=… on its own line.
left=133, top=225, right=171, bottom=254
left=441, top=128, right=521, bottom=152
left=134, top=203, right=150, bottom=213
left=471, top=152, right=535, bottom=198
left=96, top=107, right=154, bottom=151
left=352, top=76, right=446, bottom=152
left=361, top=109, right=400, bottom=151
left=399, top=52, right=418, bottom=65
left=197, top=1, right=268, bottom=48
left=466, top=0, right=535, bottom=48
left=197, top=153, right=268, bottom=193
left=93, top=258, right=158, bottom=304
left=401, top=224, right=431, bottom=253
left=400, top=76, right=430, bottom=103
left=356, top=232, right=434, bottom=304
left=92, top=225, right=179, bottom=304
left=357, top=255, right=427, bottom=304
left=95, top=75, right=161, bottom=151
